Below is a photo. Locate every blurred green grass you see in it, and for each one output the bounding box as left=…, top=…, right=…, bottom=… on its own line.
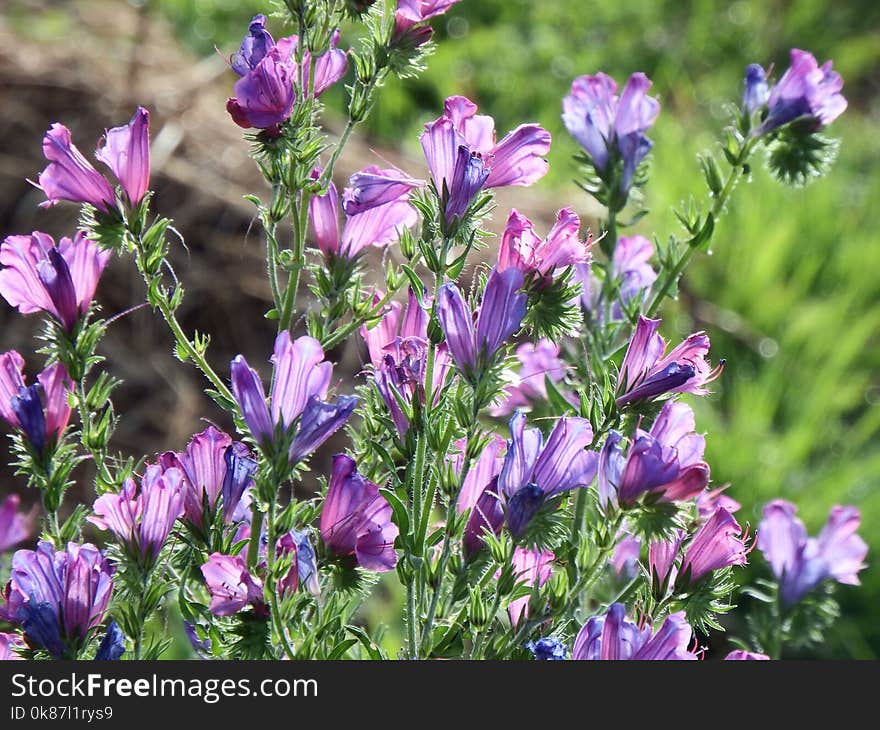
left=147, top=0, right=880, bottom=656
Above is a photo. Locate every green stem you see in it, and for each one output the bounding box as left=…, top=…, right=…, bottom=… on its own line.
left=246, top=504, right=264, bottom=570
left=265, top=490, right=297, bottom=660
left=470, top=586, right=503, bottom=660
left=406, top=579, right=418, bottom=659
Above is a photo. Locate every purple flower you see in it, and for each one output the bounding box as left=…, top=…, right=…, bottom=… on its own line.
left=0, top=353, right=72, bottom=455
left=0, top=632, right=25, bottom=660
left=0, top=231, right=110, bottom=332
left=230, top=332, right=355, bottom=464
left=394, top=0, right=461, bottom=34
left=94, top=621, right=126, bottom=661
left=436, top=267, right=527, bottom=376
left=725, top=650, right=770, bottom=660
left=495, top=411, right=597, bottom=538
left=648, top=530, right=684, bottom=596
left=319, top=454, right=398, bottom=571
left=562, top=72, right=660, bottom=192
left=757, top=500, right=868, bottom=607
left=616, top=316, right=724, bottom=408
left=89, top=465, right=185, bottom=567
left=576, top=235, right=657, bottom=320
left=95, top=107, right=151, bottom=206
left=200, top=553, right=265, bottom=617
left=2, top=541, right=113, bottom=658
left=598, top=401, right=710, bottom=507
left=360, top=287, right=431, bottom=368
left=308, top=168, right=418, bottom=260
left=342, top=165, right=424, bottom=216
left=526, top=636, right=568, bottom=660
left=696, top=484, right=741, bottom=522
left=454, top=433, right=506, bottom=515
left=507, top=547, right=554, bottom=627
left=36, top=124, right=117, bottom=212
left=158, top=426, right=256, bottom=531
left=678, top=507, right=749, bottom=586
left=497, top=208, right=591, bottom=281
left=572, top=603, right=695, bottom=660
left=759, top=49, right=847, bottom=135
left=420, top=96, right=550, bottom=222
left=277, top=529, right=320, bottom=597
left=611, top=533, right=642, bottom=577
left=490, top=339, right=573, bottom=417
left=0, top=494, right=35, bottom=553
left=743, top=64, right=770, bottom=114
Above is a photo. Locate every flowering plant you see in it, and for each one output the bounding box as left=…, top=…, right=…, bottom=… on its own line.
left=0, top=2, right=865, bottom=661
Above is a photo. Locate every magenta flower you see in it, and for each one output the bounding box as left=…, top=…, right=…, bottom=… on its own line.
left=0, top=632, right=25, bottom=660
left=0, top=352, right=72, bottom=455
left=2, top=541, right=113, bottom=659
left=492, top=412, right=597, bottom=538
left=360, top=287, right=431, bottom=368
left=678, top=507, right=749, bottom=587
left=490, top=339, right=573, bottom=417
left=507, top=547, right=554, bottom=627
left=616, top=316, right=724, bottom=408
left=158, top=426, right=257, bottom=531
left=89, top=465, right=185, bottom=567
left=95, top=107, right=151, bottom=206
left=308, top=168, right=418, bottom=260
left=563, top=72, right=660, bottom=192
left=230, top=332, right=356, bottom=464
left=0, top=231, right=110, bottom=332
left=37, top=108, right=151, bottom=211
left=200, top=553, right=265, bottom=617
left=320, top=454, right=398, bottom=571
left=394, top=0, right=461, bottom=34
left=454, top=433, right=506, bottom=514
left=725, top=650, right=770, bottom=660
left=757, top=500, right=868, bottom=607
left=436, top=267, right=527, bottom=377
left=342, top=165, right=424, bottom=216
left=598, top=401, right=710, bottom=507
left=497, top=208, right=591, bottom=281
left=759, top=49, right=846, bottom=134
left=576, top=234, right=657, bottom=320
left=420, top=96, right=550, bottom=222
left=572, top=603, right=696, bottom=660
left=610, top=532, right=641, bottom=577
left=0, top=494, right=35, bottom=554
left=648, top=530, right=684, bottom=595
left=696, top=484, right=741, bottom=523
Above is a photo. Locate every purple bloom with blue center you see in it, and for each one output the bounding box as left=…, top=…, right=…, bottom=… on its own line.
left=437, top=267, right=527, bottom=378
left=466, top=412, right=597, bottom=545
left=526, top=636, right=568, bottom=660
left=2, top=541, right=114, bottom=659
left=420, top=96, right=550, bottom=223
left=572, top=603, right=696, bottom=660
left=758, top=49, right=847, bottom=135
left=616, top=316, right=724, bottom=408
left=757, top=499, right=867, bottom=607
left=230, top=332, right=356, bottom=465
left=598, top=401, right=710, bottom=507
left=563, top=72, right=660, bottom=193
left=0, top=231, right=110, bottom=332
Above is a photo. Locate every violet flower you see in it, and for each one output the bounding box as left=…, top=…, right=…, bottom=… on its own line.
left=360, top=287, right=431, bottom=368
left=678, top=507, right=749, bottom=587
left=562, top=72, right=660, bottom=193
left=616, top=316, right=724, bottom=408
left=598, top=401, right=710, bottom=507
left=725, top=650, right=770, bottom=660
left=611, top=533, right=642, bottom=577
left=230, top=332, right=356, bottom=464
left=277, top=529, right=320, bottom=596
left=743, top=64, right=770, bottom=114
left=319, top=454, right=399, bottom=571
left=2, top=541, right=113, bottom=658
left=37, top=107, right=151, bottom=211
left=757, top=500, right=868, bottom=607
left=576, top=234, right=657, bottom=320
left=497, top=208, right=592, bottom=281
left=507, top=547, right=554, bottom=627
left=758, top=49, right=847, bottom=135
left=572, top=603, right=695, bottom=660
left=158, top=426, right=257, bottom=531
left=342, top=165, right=424, bottom=216
left=0, top=352, right=72, bottom=455
left=89, top=465, right=185, bottom=567
left=308, top=168, right=418, bottom=260
left=490, top=339, right=573, bottom=417
left=394, top=0, right=461, bottom=35
left=469, top=411, right=596, bottom=540
left=0, top=632, right=25, bottom=660
left=648, top=530, right=684, bottom=596
left=94, top=621, right=126, bottom=661
left=200, top=553, right=265, bottom=617
left=0, top=494, right=34, bottom=553
left=420, top=96, right=550, bottom=223
left=696, top=484, right=741, bottom=522
left=454, top=433, right=506, bottom=515
left=0, top=231, right=110, bottom=332
left=436, top=267, right=527, bottom=377
left=526, top=636, right=568, bottom=660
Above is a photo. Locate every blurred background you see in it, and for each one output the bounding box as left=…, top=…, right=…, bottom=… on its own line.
left=1, top=0, right=878, bottom=657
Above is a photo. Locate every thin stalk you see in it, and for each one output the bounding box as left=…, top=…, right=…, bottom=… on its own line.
left=470, top=586, right=503, bottom=660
